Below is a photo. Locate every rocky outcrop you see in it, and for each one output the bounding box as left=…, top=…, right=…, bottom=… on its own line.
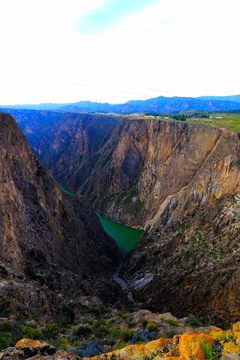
left=0, top=112, right=122, bottom=318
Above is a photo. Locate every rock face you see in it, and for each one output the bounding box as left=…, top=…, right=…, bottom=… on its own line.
left=17, top=114, right=240, bottom=230
left=0, top=112, right=122, bottom=318
left=120, top=193, right=240, bottom=325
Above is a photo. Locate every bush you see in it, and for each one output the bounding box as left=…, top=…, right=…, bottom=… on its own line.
left=116, top=310, right=129, bottom=319
left=148, top=323, right=158, bottom=332
left=132, top=330, right=155, bottom=344
left=167, top=319, right=178, bottom=327
left=0, top=337, right=9, bottom=350
left=106, top=337, right=115, bottom=346
left=185, top=314, right=201, bottom=327
left=72, top=340, right=103, bottom=358
left=121, top=329, right=134, bottom=342
left=166, top=329, right=178, bottom=338
left=111, top=327, right=120, bottom=339
left=108, top=318, right=116, bottom=324
left=140, top=318, right=148, bottom=328
left=44, top=323, right=60, bottom=339
left=22, top=326, right=42, bottom=340
left=73, top=326, right=92, bottom=337
left=0, top=322, right=13, bottom=332
left=59, top=339, right=69, bottom=351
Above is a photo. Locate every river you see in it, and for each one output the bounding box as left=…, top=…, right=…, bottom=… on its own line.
left=59, top=183, right=143, bottom=257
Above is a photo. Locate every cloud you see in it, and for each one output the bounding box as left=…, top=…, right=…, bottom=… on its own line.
left=0, top=0, right=240, bottom=104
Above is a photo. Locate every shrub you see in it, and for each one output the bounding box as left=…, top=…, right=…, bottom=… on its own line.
left=121, top=329, right=134, bottom=342
left=0, top=337, right=9, bottom=350
left=106, top=337, right=115, bottom=346
left=148, top=323, right=158, bottom=332
left=108, top=318, right=116, bottom=324
left=72, top=340, right=103, bottom=358
left=185, top=314, right=201, bottom=327
left=59, top=339, right=69, bottom=351
left=111, top=327, right=120, bottom=339
left=166, top=329, right=178, bottom=338
left=167, top=319, right=178, bottom=327
left=0, top=322, right=14, bottom=332
left=140, top=318, right=148, bottom=328
left=115, top=342, right=129, bottom=350
left=132, top=330, right=155, bottom=344
left=73, top=326, right=92, bottom=337
left=116, top=310, right=129, bottom=319
left=22, top=326, right=42, bottom=340
left=44, top=323, right=60, bottom=339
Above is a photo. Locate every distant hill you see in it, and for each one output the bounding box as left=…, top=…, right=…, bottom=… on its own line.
left=2, top=95, right=240, bottom=113
left=197, top=94, right=240, bottom=103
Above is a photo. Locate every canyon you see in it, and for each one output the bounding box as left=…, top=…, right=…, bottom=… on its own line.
left=1, top=108, right=240, bottom=355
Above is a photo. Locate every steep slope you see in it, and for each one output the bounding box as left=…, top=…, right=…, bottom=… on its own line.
left=120, top=193, right=240, bottom=326
left=0, top=112, right=122, bottom=318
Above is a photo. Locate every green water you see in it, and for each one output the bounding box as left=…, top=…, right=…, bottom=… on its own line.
left=59, top=183, right=77, bottom=197
left=95, top=211, right=144, bottom=258
left=58, top=183, right=143, bottom=257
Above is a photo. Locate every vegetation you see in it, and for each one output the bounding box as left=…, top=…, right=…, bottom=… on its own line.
left=185, top=314, right=201, bottom=327
left=148, top=323, right=158, bottom=332
left=166, top=319, right=178, bottom=326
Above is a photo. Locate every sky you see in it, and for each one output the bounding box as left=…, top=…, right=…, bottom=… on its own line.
left=0, top=0, right=240, bottom=105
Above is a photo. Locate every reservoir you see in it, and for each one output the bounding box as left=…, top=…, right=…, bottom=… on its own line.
left=95, top=211, right=144, bottom=258
left=59, top=183, right=143, bottom=257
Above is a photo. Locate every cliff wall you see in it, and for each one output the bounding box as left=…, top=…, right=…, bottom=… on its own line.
left=15, top=113, right=240, bottom=230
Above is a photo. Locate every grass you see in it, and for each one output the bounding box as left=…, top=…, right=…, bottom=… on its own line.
left=199, top=340, right=214, bottom=360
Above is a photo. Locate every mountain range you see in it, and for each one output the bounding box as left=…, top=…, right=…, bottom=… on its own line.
left=2, top=94, right=240, bottom=113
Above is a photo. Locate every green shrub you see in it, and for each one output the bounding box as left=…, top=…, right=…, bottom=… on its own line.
left=0, top=322, right=14, bottom=332
left=22, top=326, right=42, bottom=340
left=59, top=339, right=69, bottom=351
left=106, top=337, right=115, bottom=346
left=32, top=329, right=42, bottom=340
left=121, top=329, right=134, bottom=341
left=160, top=317, right=165, bottom=322
left=73, top=326, right=92, bottom=337
left=185, top=314, right=201, bottom=327
left=44, top=323, right=60, bottom=339
left=166, top=329, right=178, bottom=338
left=115, top=342, right=129, bottom=350
left=167, top=319, right=178, bottom=327
left=148, top=323, right=158, bottom=332
left=140, top=318, right=148, bottom=328
left=99, top=325, right=108, bottom=334
left=0, top=337, right=9, bottom=350
left=94, top=307, right=102, bottom=316
left=111, top=327, right=120, bottom=339
left=116, top=310, right=129, bottom=319
left=108, top=318, right=116, bottom=324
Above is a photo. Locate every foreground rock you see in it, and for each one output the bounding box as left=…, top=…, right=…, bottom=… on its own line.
left=3, top=321, right=240, bottom=360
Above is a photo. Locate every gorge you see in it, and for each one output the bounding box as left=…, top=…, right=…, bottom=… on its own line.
left=2, top=110, right=240, bottom=338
